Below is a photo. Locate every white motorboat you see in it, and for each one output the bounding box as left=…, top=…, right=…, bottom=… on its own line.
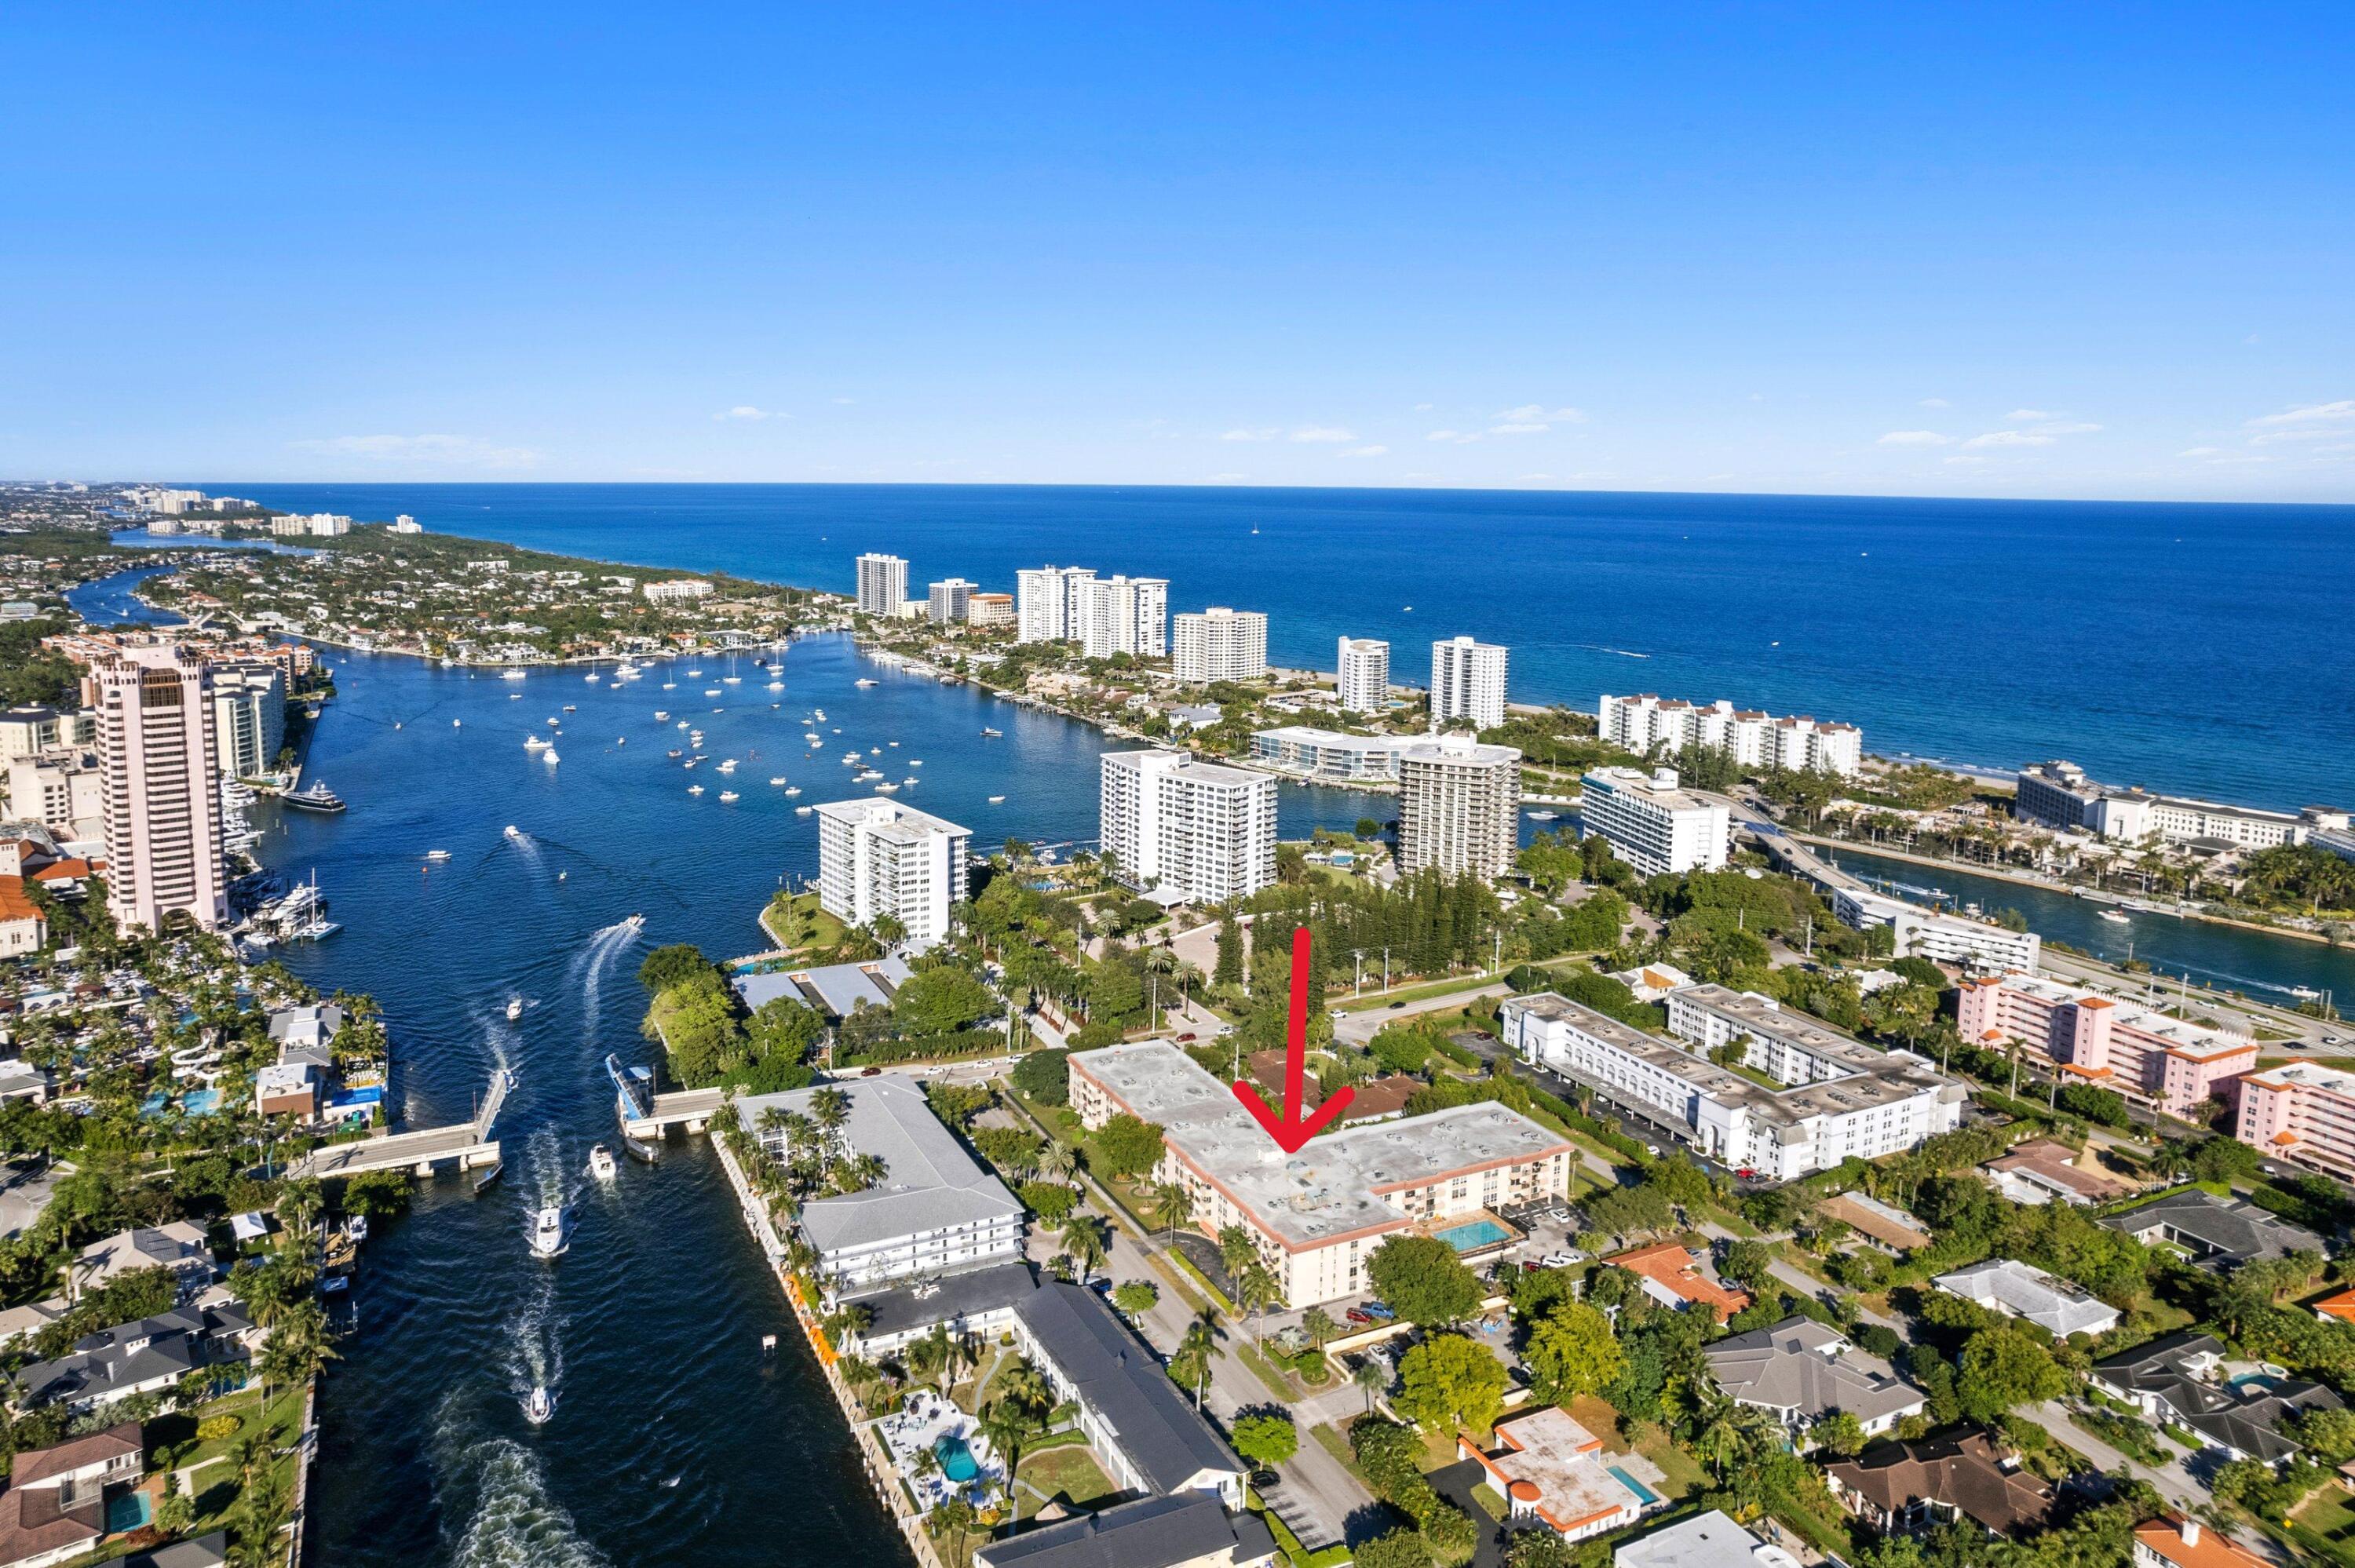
left=1526, top=809, right=1558, bottom=821
left=426, top=849, right=451, bottom=861
left=2100, top=909, right=2131, bottom=924
left=524, top=735, right=549, bottom=750
left=988, top=795, right=1005, bottom=804
left=722, top=676, right=741, bottom=684
left=794, top=804, right=812, bottom=815
left=769, top=776, right=787, bottom=786
left=506, top=997, right=524, bottom=1022
left=655, top=710, right=669, bottom=720
left=542, top=749, right=560, bottom=764
left=525, top=1385, right=555, bottom=1424
left=503, top=825, right=524, bottom=839
left=530, top=1205, right=570, bottom=1260
left=718, top=790, right=739, bottom=802
left=688, top=784, right=704, bottom=796
left=717, top=759, right=737, bottom=773
left=502, top=669, right=528, bottom=681
left=784, top=786, right=801, bottom=797
left=625, top=913, right=645, bottom=928
left=453, top=718, right=462, bottom=727
left=588, top=1143, right=618, bottom=1182
left=704, top=688, right=721, bottom=697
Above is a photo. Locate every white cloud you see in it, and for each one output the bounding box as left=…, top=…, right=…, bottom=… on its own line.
left=714, top=405, right=784, bottom=421
left=1943, top=454, right=1988, bottom=466
left=1488, top=422, right=1550, bottom=436
left=1426, top=429, right=1481, bottom=443
left=1289, top=426, right=1356, bottom=443
left=1495, top=404, right=1587, bottom=424
left=1878, top=430, right=1953, bottom=447
left=2006, top=408, right=2054, bottom=421
left=1412, top=402, right=1434, bottom=412
left=1919, top=397, right=1951, bottom=409
left=1220, top=428, right=1278, bottom=443
left=2178, top=447, right=2222, bottom=458
left=1345, top=444, right=1388, bottom=458
left=2247, top=399, right=2355, bottom=443
left=2036, top=421, right=2103, bottom=436
left=1962, top=429, right=2056, bottom=448
left=290, top=433, right=541, bottom=468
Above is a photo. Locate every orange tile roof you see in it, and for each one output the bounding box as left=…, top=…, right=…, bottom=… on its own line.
left=2313, top=1287, right=2355, bottom=1322
left=1608, top=1242, right=1751, bottom=1322
left=0, top=877, right=42, bottom=927
left=2133, top=1518, right=2266, bottom=1568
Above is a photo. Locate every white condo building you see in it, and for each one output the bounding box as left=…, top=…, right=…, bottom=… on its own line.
left=1337, top=636, right=1390, bottom=714
left=1171, top=608, right=1268, bottom=684
left=1080, top=575, right=1169, bottom=661
left=1100, top=749, right=1276, bottom=906
left=1249, top=726, right=1425, bottom=783
left=1430, top=636, right=1508, bottom=729
left=208, top=662, right=287, bottom=781
left=1597, top=694, right=1863, bottom=778
left=1398, top=735, right=1522, bottom=878
left=1499, top=985, right=1964, bottom=1180
left=855, top=553, right=910, bottom=617
left=1831, top=885, right=2042, bottom=972
left=1014, top=565, right=1097, bottom=643
left=88, top=645, right=228, bottom=933
left=927, top=578, right=977, bottom=625
left=1577, top=766, right=1729, bottom=877
left=813, top=798, right=970, bottom=948
left=2014, top=760, right=2347, bottom=851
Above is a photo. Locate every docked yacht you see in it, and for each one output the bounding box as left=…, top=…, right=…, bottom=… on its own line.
left=502, top=669, right=528, bottom=681
left=718, top=790, right=739, bottom=803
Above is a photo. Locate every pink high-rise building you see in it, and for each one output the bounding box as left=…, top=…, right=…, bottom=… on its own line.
left=2236, top=1062, right=2355, bottom=1180
left=1955, top=972, right=2255, bottom=1117
left=88, top=644, right=226, bottom=933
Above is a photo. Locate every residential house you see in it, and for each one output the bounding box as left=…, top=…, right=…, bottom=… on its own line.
left=1456, top=1406, right=1656, bottom=1543
left=2098, top=1191, right=2325, bottom=1271
left=71, top=1222, right=213, bottom=1300
left=0, top=1423, right=141, bottom=1568
left=1701, top=1317, right=1926, bottom=1447
left=1615, top=1509, right=1801, bottom=1568
left=1824, top=1428, right=2057, bottom=1537
left=15, top=1300, right=256, bottom=1414
left=1932, top=1259, right=2121, bottom=1339
left=2134, top=1515, right=2268, bottom=1568
left=1981, top=1139, right=2135, bottom=1207
left=1818, top=1193, right=1931, bottom=1254
left=973, top=1492, right=1276, bottom=1568
left=2091, top=1332, right=2342, bottom=1464
left=1608, top=1243, right=1751, bottom=1324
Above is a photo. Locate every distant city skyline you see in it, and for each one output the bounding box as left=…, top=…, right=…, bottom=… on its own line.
left=2, top=5, right=2349, bottom=501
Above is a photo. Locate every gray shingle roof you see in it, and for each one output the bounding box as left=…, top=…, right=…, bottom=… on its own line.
left=16, top=1302, right=251, bottom=1408
left=1017, top=1282, right=1242, bottom=1493
left=2092, top=1330, right=2343, bottom=1462
left=2098, top=1191, right=2325, bottom=1269
left=975, top=1492, right=1265, bottom=1568
left=1702, top=1316, right=1925, bottom=1428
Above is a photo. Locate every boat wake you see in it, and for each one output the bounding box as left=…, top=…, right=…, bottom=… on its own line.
left=570, top=918, right=644, bottom=1037
left=431, top=1391, right=610, bottom=1568
left=526, top=1124, right=578, bottom=1212
left=505, top=1271, right=564, bottom=1408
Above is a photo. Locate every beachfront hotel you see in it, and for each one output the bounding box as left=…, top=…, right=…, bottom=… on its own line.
left=1397, top=734, right=1521, bottom=879
left=1068, top=1040, right=1573, bottom=1307
left=1171, top=607, right=1269, bottom=684
left=1336, top=636, right=1389, bottom=715
left=1429, top=636, right=1508, bottom=729
left=740, top=1077, right=1024, bottom=1293
left=1499, top=984, right=1963, bottom=1180
left=1597, top=693, right=1862, bottom=778
left=2014, top=760, right=2349, bottom=851
left=813, top=798, right=971, bottom=948
left=2235, top=1060, right=2355, bottom=1180
left=1099, top=749, right=1275, bottom=906
left=87, top=643, right=228, bottom=932
left=855, top=552, right=909, bottom=616
left=1576, top=766, right=1729, bottom=877
left=1955, top=970, right=2257, bottom=1118
left=1830, top=885, right=2043, bottom=972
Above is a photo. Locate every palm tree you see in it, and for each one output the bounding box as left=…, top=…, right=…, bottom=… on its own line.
left=1299, top=1306, right=1338, bottom=1352
left=1217, top=1223, right=1258, bottom=1282
left=1149, top=1179, right=1195, bottom=1245
left=1038, top=1142, right=1079, bottom=1185
left=977, top=1398, right=1036, bottom=1490
left=1059, top=1212, right=1111, bottom=1280
left=1694, top=1410, right=1743, bottom=1482
left=1175, top=1314, right=1222, bottom=1409
left=1353, top=1358, right=1386, bottom=1414
left=1236, top=1261, right=1281, bottom=1351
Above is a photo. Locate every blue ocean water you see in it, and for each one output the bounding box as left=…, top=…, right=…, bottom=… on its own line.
left=218, top=483, right=2355, bottom=811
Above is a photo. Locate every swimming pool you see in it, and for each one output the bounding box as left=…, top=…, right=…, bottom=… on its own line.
left=1431, top=1217, right=1511, bottom=1253
left=1606, top=1465, right=1660, bottom=1506
left=933, top=1432, right=980, bottom=1483
left=106, top=1491, right=152, bottom=1533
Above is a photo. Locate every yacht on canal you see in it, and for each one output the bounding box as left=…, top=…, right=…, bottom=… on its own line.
left=530, top=1205, right=571, bottom=1260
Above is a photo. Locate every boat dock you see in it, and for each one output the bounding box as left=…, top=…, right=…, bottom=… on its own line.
left=290, top=1068, right=510, bottom=1178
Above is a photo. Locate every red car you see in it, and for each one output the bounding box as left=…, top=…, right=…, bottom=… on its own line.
left=1345, top=1307, right=1375, bottom=1326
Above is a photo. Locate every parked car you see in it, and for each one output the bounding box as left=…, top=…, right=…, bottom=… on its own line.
left=1361, top=1301, right=1397, bottom=1320
left=1346, top=1307, right=1375, bottom=1325
left=1388, top=1001, right=1407, bottom=1009
left=1251, top=1468, right=1282, bottom=1490
left=860, top=1066, right=883, bottom=1077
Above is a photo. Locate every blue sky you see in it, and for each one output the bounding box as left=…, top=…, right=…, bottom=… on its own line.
left=4, top=4, right=2350, bottom=499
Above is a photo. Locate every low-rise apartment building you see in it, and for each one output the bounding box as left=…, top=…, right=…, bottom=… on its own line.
left=1068, top=1041, right=1572, bottom=1307
left=1955, top=971, right=2255, bottom=1117
left=1598, top=694, right=1862, bottom=778
left=2014, top=760, right=2347, bottom=851
left=1830, top=886, right=2042, bottom=972
left=2235, top=1059, right=2355, bottom=1180
left=1248, top=727, right=1424, bottom=783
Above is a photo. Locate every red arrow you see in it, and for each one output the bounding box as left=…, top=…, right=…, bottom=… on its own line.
left=1232, top=926, right=1354, bottom=1153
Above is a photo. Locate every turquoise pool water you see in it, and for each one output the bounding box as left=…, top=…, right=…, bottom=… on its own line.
left=107, top=1491, right=152, bottom=1533
left=933, top=1433, right=980, bottom=1483
left=1432, top=1218, right=1510, bottom=1253
left=1607, top=1465, right=1659, bottom=1506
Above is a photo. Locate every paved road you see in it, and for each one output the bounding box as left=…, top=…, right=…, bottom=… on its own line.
left=1332, top=982, right=1510, bottom=1045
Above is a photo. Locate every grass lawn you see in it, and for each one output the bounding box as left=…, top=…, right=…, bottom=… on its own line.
left=2291, top=1486, right=2355, bottom=1564
left=1232, top=1340, right=1305, bottom=1403
left=1335, top=972, right=1506, bottom=1012
left=1017, top=1446, right=1118, bottom=1517
left=1311, top=1422, right=1377, bottom=1490
left=1471, top=1482, right=1509, bottom=1521
left=151, top=1383, right=307, bottom=1538
left=757, top=891, right=846, bottom=952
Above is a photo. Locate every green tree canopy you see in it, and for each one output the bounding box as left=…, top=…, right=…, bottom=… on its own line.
left=1365, top=1235, right=1484, bottom=1327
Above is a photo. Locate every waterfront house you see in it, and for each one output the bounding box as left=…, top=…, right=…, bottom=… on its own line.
left=973, top=1491, right=1276, bottom=1568
left=2098, top=1190, right=2324, bottom=1272
left=0, top=1421, right=141, bottom=1568
left=2090, top=1331, right=2342, bottom=1464
left=1455, top=1406, right=1655, bottom=1543
left=1701, top=1317, right=1926, bottom=1448
left=1824, top=1428, right=2056, bottom=1538
left=14, top=1299, right=256, bottom=1414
